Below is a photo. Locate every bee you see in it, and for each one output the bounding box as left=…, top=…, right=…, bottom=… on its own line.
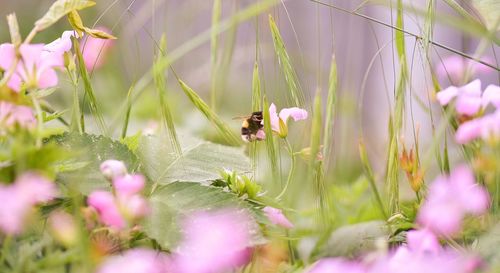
left=234, top=111, right=265, bottom=142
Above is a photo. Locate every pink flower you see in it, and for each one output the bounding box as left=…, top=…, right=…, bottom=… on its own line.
left=0, top=101, right=36, bottom=133
left=406, top=229, right=441, bottom=255
left=0, top=173, right=57, bottom=235
left=436, top=80, right=482, bottom=116
left=48, top=211, right=78, bottom=246
left=113, top=174, right=145, bottom=197
left=481, top=84, right=500, bottom=109
left=96, top=248, right=172, bottom=273
left=455, top=109, right=500, bottom=144
left=417, top=165, right=489, bottom=236
left=81, top=27, right=114, bottom=71
left=268, top=103, right=308, bottom=137
left=435, top=55, right=494, bottom=84
left=87, top=191, right=126, bottom=229
left=0, top=31, right=73, bottom=92
left=307, top=258, right=365, bottom=273
left=263, top=206, right=294, bottom=229
left=100, top=159, right=127, bottom=180
left=174, top=209, right=253, bottom=273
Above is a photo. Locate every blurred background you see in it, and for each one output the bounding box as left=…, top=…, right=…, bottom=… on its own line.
left=1, top=0, right=498, bottom=202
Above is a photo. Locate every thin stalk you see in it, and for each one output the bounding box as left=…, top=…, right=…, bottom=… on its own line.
left=276, top=138, right=295, bottom=200
left=31, top=95, right=43, bottom=148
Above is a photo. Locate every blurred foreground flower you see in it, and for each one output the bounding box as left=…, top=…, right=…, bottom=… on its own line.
left=96, top=248, right=172, bottom=273
left=435, top=55, right=494, bottom=84
left=48, top=211, right=78, bottom=247
left=268, top=103, right=308, bottom=138
left=263, top=206, right=294, bottom=229
left=455, top=109, right=500, bottom=144
left=0, top=101, right=36, bottom=134
left=307, top=258, right=365, bottom=273
left=0, top=31, right=74, bottom=92
left=0, top=173, right=57, bottom=234
left=81, top=27, right=114, bottom=71
left=417, top=165, right=489, bottom=236
left=87, top=160, right=149, bottom=230
left=174, top=208, right=253, bottom=273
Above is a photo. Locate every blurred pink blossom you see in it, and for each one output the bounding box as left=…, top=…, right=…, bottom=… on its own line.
left=307, top=258, right=365, bottom=273
left=268, top=103, right=308, bottom=137
left=481, top=84, right=500, bottom=109
left=406, top=229, right=441, bottom=255
left=435, top=55, right=494, bottom=84
left=174, top=209, right=253, bottom=273
left=113, top=174, right=145, bottom=197
left=0, top=173, right=57, bottom=235
left=100, top=159, right=127, bottom=180
left=48, top=211, right=78, bottom=246
left=88, top=191, right=126, bottom=229
left=455, top=110, right=500, bottom=144
left=263, top=206, right=294, bottom=229
left=417, top=165, right=489, bottom=236
left=81, top=27, right=114, bottom=71
left=96, top=248, right=172, bottom=273
left=0, top=101, right=36, bottom=133
left=0, top=31, right=74, bottom=92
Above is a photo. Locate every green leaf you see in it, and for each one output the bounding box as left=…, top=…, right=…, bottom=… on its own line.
left=144, top=182, right=264, bottom=249
left=35, top=0, right=96, bottom=31
left=472, top=0, right=500, bottom=31
left=137, top=134, right=250, bottom=185
left=49, top=133, right=139, bottom=194
left=314, top=221, right=388, bottom=258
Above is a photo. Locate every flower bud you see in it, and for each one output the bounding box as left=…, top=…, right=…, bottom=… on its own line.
left=100, top=160, right=127, bottom=180
left=48, top=211, right=78, bottom=247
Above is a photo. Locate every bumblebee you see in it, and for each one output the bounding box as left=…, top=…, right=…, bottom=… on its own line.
left=237, top=111, right=265, bottom=142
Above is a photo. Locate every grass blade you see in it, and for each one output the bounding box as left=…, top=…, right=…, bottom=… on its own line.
left=252, top=61, right=262, bottom=112
left=268, top=14, right=305, bottom=107
left=210, top=0, right=222, bottom=110
left=262, top=96, right=280, bottom=184
left=322, top=54, right=338, bottom=167
left=359, top=139, right=387, bottom=219
left=121, top=83, right=134, bottom=139
left=178, top=79, right=241, bottom=146
left=73, top=37, right=107, bottom=136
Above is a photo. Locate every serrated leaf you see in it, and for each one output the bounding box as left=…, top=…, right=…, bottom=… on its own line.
left=137, top=134, right=250, bottom=185
left=472, top=0, right=500, bottom=31
left=144, top=182, right=264, bottom=249
left=49, top=133, right=139, bottom=194
left=35, top=0, right=96, bottom=31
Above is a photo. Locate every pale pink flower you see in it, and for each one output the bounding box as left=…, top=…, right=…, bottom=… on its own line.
left=118, top=194, right=150, bottom=220
left=0, top=101, right=36, bottom=133
left=307, top=258, right=365, bottom=273
left=81, top=27, right=114, bottom=71
left=481, top=84, right=500, bottom=109
left=174, top=209, right=253, bottom=273
left=87, top=191, right=126, bottom=229
left=100, top=159, right=127, bottom=180
left=406, top=229, right=441, bottom=255
left=263, top=206, right=294, bottom=229
left=417, top=165, right=489, bottom=236
left=455, top=109, right=500, bottom=144
left=0, top=31, right=74, bottom=92
left=0, top=173, right=57, bottom=235
left=96, top=248, right=172, bottom=273
left=113, top=174, right=145, bottom=197
left=48, top=211, right=78, bottom=246
left=436, top=80, right=482, bottom=116
left=268, top=103, right=308, bottom=137
left=436, top=55, right=494, bottom=84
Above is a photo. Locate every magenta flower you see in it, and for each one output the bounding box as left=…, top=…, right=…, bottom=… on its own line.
left=96, top=248, right=172, bottom=273
left=81, top=27, right=114, bottom=71
left=0, top=101, right=36, bottom=133
left=100, top=159, right=127, bottom=181
left=406, top=229, right=441, bottom=255
left=113, top=174, right=145, bottom=197
left=174, top=209, right=253, bottom=273
left=0, top=173, right=57, bottom=235
left=307, top=258, right=365, bottom=273
left=417, top=165, right=489, bottom=236
left=263, top=206, right=294, bottom=229
left=455, top=110, right=500, bottom=144
left=268, top=103, right=308, bottom=137
left=0, top=31, right=74, bottom=92
left=88, top=191, right=126, bottom=229
left=435, top=55, right=494, bottom=84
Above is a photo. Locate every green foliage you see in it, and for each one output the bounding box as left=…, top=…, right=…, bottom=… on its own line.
left=216, top=169, right=262, bottom=199
left=144, top=182, right=264, bottom=250
left=49, top=133, right=139, bottom=194
left=35, top=0, right=95, bottom=31
left=136, top=134, right=250, bottom=185
left=471, top=0, right=500, bottom=31
left=262, top=97, right=280, bottom=184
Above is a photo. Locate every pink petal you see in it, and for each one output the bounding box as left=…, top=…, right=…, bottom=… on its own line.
left=255, top=129, right=266, bottom=140
left=6, top=73, right=22, bottom=92
left=455, top=119, right=482, bottom=144
left=0, top=186, right=31, bottom=234
left=119, top=195, right=150, bottom=219
left=113, top=174, right=145, bottom=196
left=0, top=43, right=16, bottom=70
left=436, top=86, right=459, bottom=106
left=263, top=206, right=294, bottom=229
left=87, top=191, right=125, bottom=229
left=455, top=95, right=482, bottom=116
left=15, top=172, right=58, bottom=204
left=459, top=79, right=482, bottom=97
left=307, top=258, right=365, bottom=273
left=482, top=84, right=500, bottom=109
left=268, top=103, right=280, bottom=132
left=100, top=159, right=127, bottom=180
left=18, top=44, right=44, bottom=75
left=37, top=68, right=59, bottom=89
left=279, top=107, right=308, bottom=122
left=81, top=27, right=114, bottom=71
left=435, top=55, right=466, bottom=82
left=406, top=229, right=441, bottom=255
left=96, top=248, right=172, bottom=273
left=44, top=30, right=75, bottom=54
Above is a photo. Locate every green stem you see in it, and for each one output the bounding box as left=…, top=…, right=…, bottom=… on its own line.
left=0, top=235, right=12, bottom=268
left=276, top=138, right=295, bottom=200
left=31, top=95, right=43, bottom=148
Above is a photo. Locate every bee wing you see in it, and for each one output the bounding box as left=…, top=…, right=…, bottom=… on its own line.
left=232, top=115, right=251, bottom=120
